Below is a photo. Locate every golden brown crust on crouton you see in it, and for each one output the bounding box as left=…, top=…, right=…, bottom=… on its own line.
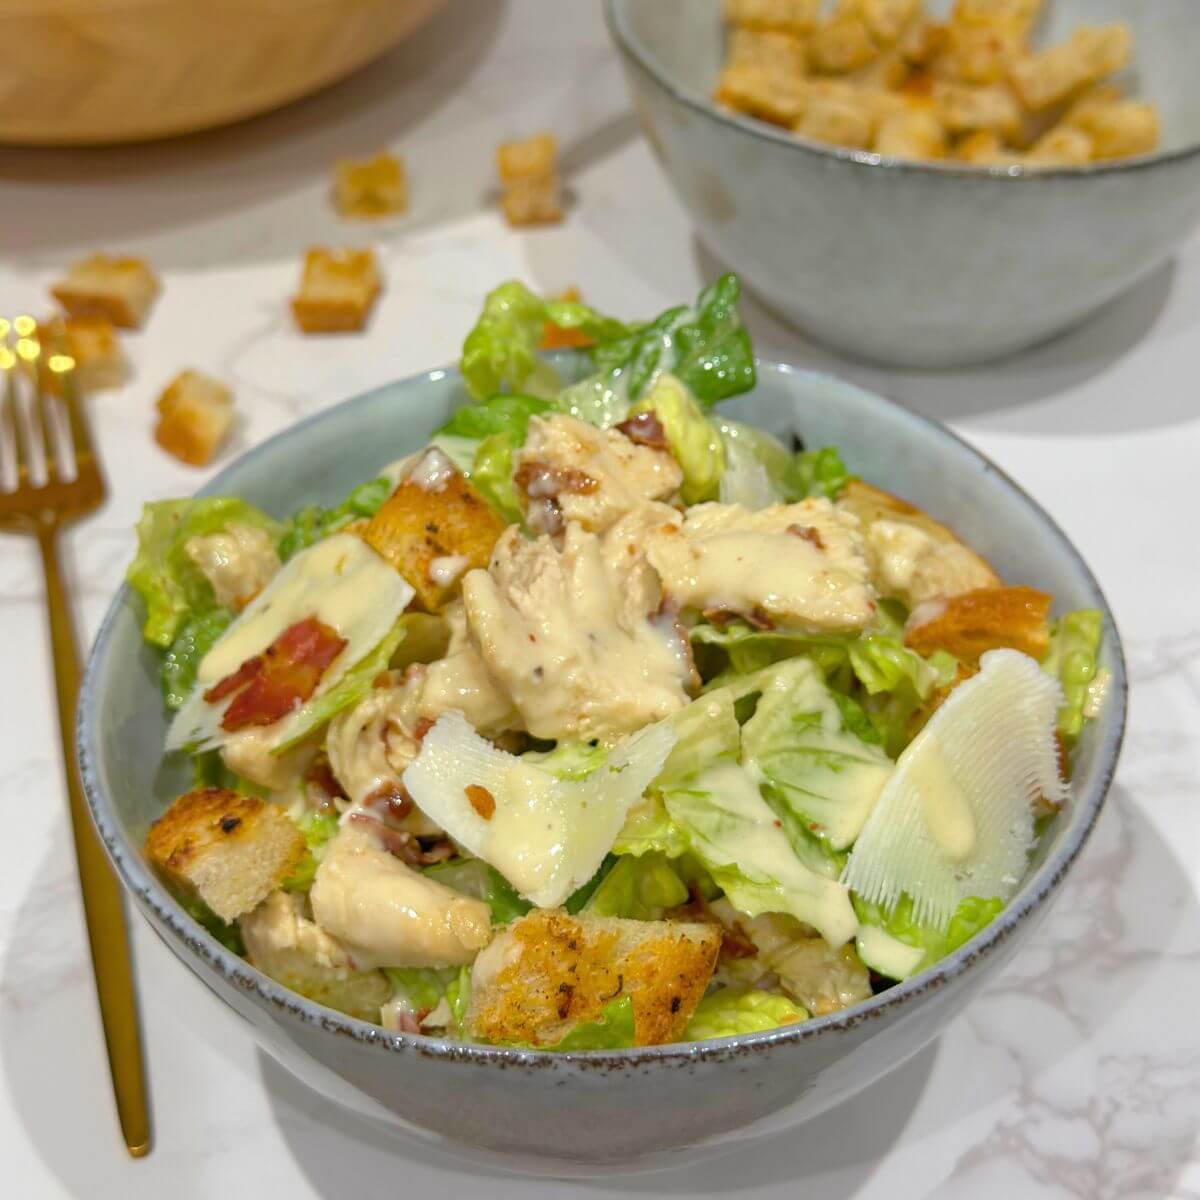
left=496, top=134, right=564, bottom=226
left=467, top=909, right=721, bottom=1047
left=145, top=787, right=305, bottom=923
left=154, top=369, right=233, bottom=466
left=361, top=453, right=506, bottom=611
left=40, top=313, right=129, bottom=393
left=290, top=248, right=381, bottom=333
left=904, top=584, right=1052, bottom=661
left=332, top=153, right=409, bottom=220
left=50, top=254, right=160, bottom=329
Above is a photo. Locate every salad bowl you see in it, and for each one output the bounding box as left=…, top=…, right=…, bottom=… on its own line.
left=77, top=354, right=1126, bottom=1174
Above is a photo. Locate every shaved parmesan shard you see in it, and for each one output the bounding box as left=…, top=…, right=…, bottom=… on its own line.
left=403, top=712, right=675, bottom=908
left=167, top=533, right=414, bottom=753
left=841, top=650, right=1067, bottom=931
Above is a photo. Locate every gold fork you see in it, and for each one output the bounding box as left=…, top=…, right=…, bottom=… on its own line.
left=0, top=317, right=151, bottom=1157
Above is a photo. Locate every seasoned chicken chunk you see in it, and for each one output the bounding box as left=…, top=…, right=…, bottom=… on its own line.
left=240, top=890, right=390, bottom=1021
left=514, top=413, right=683, bottom=534
left=309, top=823, right=491, bottom=969
left=185, top=522, right=280, bottom=610
left=462, top=523, right=695, bottom=742
left=632, top=498, right=877, bottom=633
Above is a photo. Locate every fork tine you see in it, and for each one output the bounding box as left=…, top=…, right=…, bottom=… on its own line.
left=57, top=351, right=96, bottom=473
left=3, top=350, right=28, bottom=487
left=34, top=358, right=61, bottom=483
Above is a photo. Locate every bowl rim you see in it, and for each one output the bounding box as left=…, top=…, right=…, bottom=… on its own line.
left=604, top=0, right=1200, bottom=183
left=77, top=357, right=1127, bottom=1069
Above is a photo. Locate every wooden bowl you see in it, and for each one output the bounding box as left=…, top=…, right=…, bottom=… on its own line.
left=0, top=0, right=448, bottom=146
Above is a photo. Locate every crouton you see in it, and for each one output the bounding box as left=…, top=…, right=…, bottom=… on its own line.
left=1068, top=98, right=1159, bottom=160
left=716, top=65, right=809, bottom=126
left=1025, top=124, right=1093, bottom=166
left=50, top=254, right=160, bottom=330
left=146, top=788, right=306, bottom=923
left=332, top=152, right=409, bottom=219
left=932, top=79, right=1022, bottom=136
left=728, top=26, right=808, bottom=77
left=1009, top=25, right=1131, bottom=112
left=290, top=248, right=381, bottom=334
left=904, top=585, right=1052, bottom=660
left=795, top=88, right=877, bottom=147
left=467, top=909, right=721, bottom=1047
left=955, top=129, right=1017, bottom=164
left=153, top=369, right=234, bottom=467
left=496, top=133, right=563, bottom=227
left=809, top=17, right=880, bottom=74
left=837, top=479, right=1001, bottom=608
left=724, top=0, right=820, bottom=36
left=875, top=107, right=946, bottom=158
left=360, top=447, right=506, bottom=611
left=835, top=0, right=921, bottom=47
left=41, top=314, right=128, bottom=393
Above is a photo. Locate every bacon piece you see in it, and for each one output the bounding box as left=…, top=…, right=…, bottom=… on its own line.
left=787, top=523, right=825, bottom=550
left=204, top=617, right=347, bottom=732
left=364, top=782, right=414, bottom=822
left=701, top=606, right=776, bottom=631
left=514, top=460, right=599, bottom=500
left=615, top=410, right=669, bottom=451
left=305, top=757, right=347, bottom=810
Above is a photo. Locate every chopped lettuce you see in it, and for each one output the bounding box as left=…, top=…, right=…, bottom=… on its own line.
left=613, top=794, right=690, bottom=859
left=564, top=854, right=618, bottom=914
left=583, top=853, right=688, bottom=920
left=523, top=740, right=610, bottom=781
left=438, top=393, right=555, bottom=442
left=693, top=622, right=853, bottom=681
left=180, top=893, right=246, bottom=956
left=716, top=418, right=793, bottom=507
left=549, top=996, right=636, bottom=1051
left=282, top=809, right=341, bottom=892
left=740, top=660, right=894, bottom=850
left=276, top=477, right=390, bottom=563
left=786, top=446, right=853, bottom=502
left=161, top=608, right=233, bottom=710
left=683, top=988, right=807, bottom=1040
left=852, top=893, right=1003, bottom=979
left=424, top=858, right=532, bottom=925
left=460, top=282, right=627, bottom=401
left=630, top=374, right=724, bottom=503
left=469, top=433, right=524, bottom=525
left=657, top=688, right=742, bottom=788
left=383, top=966, right=457, bottom=1015
left=127, top=497, right=282, bottom=648
left=1043, top=609, right=1103, bottom=742
left=446, top=965, right=471, bottom=1038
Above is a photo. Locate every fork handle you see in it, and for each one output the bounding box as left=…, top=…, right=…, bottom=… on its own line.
left=38, top=525, right=152, bottom=1158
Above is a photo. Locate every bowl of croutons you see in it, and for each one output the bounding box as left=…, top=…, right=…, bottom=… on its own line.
left=0, top=0, right=447, bottom=146
left=607, top=0, right=1200, bottom=367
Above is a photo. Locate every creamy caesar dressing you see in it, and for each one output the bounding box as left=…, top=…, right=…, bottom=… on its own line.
left=409, top=447, right=455, bottom=492
left=184, top=522, right=280, bottom=610
left=428, top=554, right=470, bottom=589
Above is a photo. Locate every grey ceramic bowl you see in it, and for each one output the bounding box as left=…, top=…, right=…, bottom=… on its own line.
left=607, top=0, right=1200, bottom=368
left=78, top=359, right=1126, bottom=1174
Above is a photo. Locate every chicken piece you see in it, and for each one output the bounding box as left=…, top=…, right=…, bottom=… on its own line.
left=468, top=909, right=721, bottom=1047
left=240, top=890, right=390, bottom=1021
left=309, top=823, right=492, bottom=969
left=332, top=152, right=408, bottom=219
left=1009, top=25, right=1131, bottom=112
left=515, top=413, right=683, bottom=535
left=184, top=522, right=280, bottom=611
left=154, top=369, right=234, bottom=467
left=50, top=253, right=160, bottom=329
left=723, top=0, right=820, bottom=36
left=905, top=585, right=1052, bottom=661
left=361, top=448, right=507, bottom=612
left=145, top=788, right=305, bottom=922
left=638, top=498, right=877, bottom=633
left=838, top=479, right=1000, bottom=609
left=290, top=248, right=381, bottom=333
left=462, top=522, right=694, bottom=742
left=217, top=727, right=317, bottom=794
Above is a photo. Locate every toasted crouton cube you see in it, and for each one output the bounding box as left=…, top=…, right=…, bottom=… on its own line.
left=496, top=133, right=563, bottom=227
left=953, top=0, right=1042, bottom=34
left=715, top=65, right=809, bottom=126
left=1009, top=25, right=1131, bottom=112
left=898, top=18, right=948, bottom=67
left=154, top=369, right=234, bottom=467
left=361, top=448, right=507, bottom=611
left=332, top=152, right=409, bottom=219
left=50, top=254, right=160, bottom=330
left=905, top=585, right=1052, bottom=660
left=724, top=0, right=820, bottom=35
left=955, top=129, right=1018, bottom=164
left=932, top=80, right=1022, bottom=136
left=146, top=788, right=306, bottom=923
left=728, top=26, right=808, bottom=77
left=1069, top=99, right=1159, bottom=160
left=500, top=178, right=564, bottom=227
left=936, top=21, right=1025, bottom=86
left=809, top=17, right=880, bottom=74
left=875, top=107, right=946, bottom=159
left=290, top=248, right=381, bottom=334
left=1025, top=124, right=1093, bottom=166
left=41, top=314, right=128, bottom=392
left=468, top=909, right=721, bottom=1047
left=496, top=132, right=559, bottom=184
left=835, top=0, right=921, bottom=47
left=795, top=89, right=877, bottom=148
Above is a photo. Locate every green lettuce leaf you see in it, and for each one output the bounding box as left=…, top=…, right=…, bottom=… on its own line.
left=630, top=374, right=724, bottom=503
left=127, top=497, right=282, bottom=648
left=423, top=858, right=532, bottom=925
left=564, top=854, right=618, bottom=914
left=684, top=988, right=807, bottom=1039
left=1042, top=609, right=1103, bottom=742
left=853, top=893, right=1003, bottom=979
left=446, top=965, right=471, bottom=1038
left=522, top=740, right=610, bottom=781
left=716, top=418, right=793, bottom=507
left=657, top=688, right=742, bottom=788
left=382, top=966, right=458, bottom=1014
left=161, top=608, right=233, bottom=710
left=550, top=997, right=637, bottom=1051
left=786, top=446, right=854, bottom=501
left=583, top=853, right=688, bottom=920
left=438, top=393, right=555, bottom=442
left=469, top=433, right=524, bottom=525
left=613, top=794, right=690, bottom=859
left=180, top=893, right=246, bottom=956
left=276, top=476, right=391, bottom=564
left=282, top=810, right=341, bottom=893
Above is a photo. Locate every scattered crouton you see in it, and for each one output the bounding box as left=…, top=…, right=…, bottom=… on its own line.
left=50, top=254, right=160, bottom=330
left=360, top=448, right=506, bottom=611
left=41, top=314, right=128, bottom=392
left=1025, top=124, right=1093, bottom=166
left=1068, top=98, right=1159, bottom=160
left=724, top=0, right=821, bottom=36
left=728, top=26, right=808, bottom=76
left=904, top=584, right=1052, bottom=660
left=468, top=909, right=721, bottom=1047
left=154, top=369, right=234, bottom=467
left=1008, top=24, right=1131, bottom=112
left=146, top=788, right=306, bottom=923
left=496, top=133, right=563, bottom=226
left=290, top=248, right=381, bottom=334
left=809, top=16, right=880, bottom=75
left=716, top=65, right=809, bottom=126
left=332, top=152, right=409, bottom=219
left=875, top=106, right=946, bottom=158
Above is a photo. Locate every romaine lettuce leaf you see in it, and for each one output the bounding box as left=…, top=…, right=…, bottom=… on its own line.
left=657, top=688, right=742, bottom=788
left=630, top=374, right=724, bottom=503
left=127, top=497, right=282, bottom=648
left=550, top=996, right=636, bottom=1051
left=583, top=853, right=688, bottom=920
left=276, top=477, right=391, bottom=563
left=383, top=966, right=458, bottom=1014
left=180, top=893, right=246, bottom=956
left=438, top=393, right=555, bottom=442
left=469, top=433, right=524, bottom=525
left=683, top=987, right=807, bottom=1039
left=612, top=794, right=690, bottom=859
left=422, top=858, right=532, bottom=926
left=1042, top=609, right=1103, bottom=742
left=852, top=893, right=1003, bottom=979
left=161, top=608, right=233, bottom=710
left=282, top=809, right=341, bottom=893
left=522, top=740, right=610, bottom=781
left=786, top=446, right=854, bottom=501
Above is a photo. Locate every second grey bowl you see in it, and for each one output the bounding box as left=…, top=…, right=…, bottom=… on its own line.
left=608, top=0, right=1200, bottom=368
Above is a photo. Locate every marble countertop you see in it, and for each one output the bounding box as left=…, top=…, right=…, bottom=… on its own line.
left=2, top=2, right=1197, bottom=1196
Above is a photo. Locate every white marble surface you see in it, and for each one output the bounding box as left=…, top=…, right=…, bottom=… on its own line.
left=1, top=1, right=1198, bottom=1195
